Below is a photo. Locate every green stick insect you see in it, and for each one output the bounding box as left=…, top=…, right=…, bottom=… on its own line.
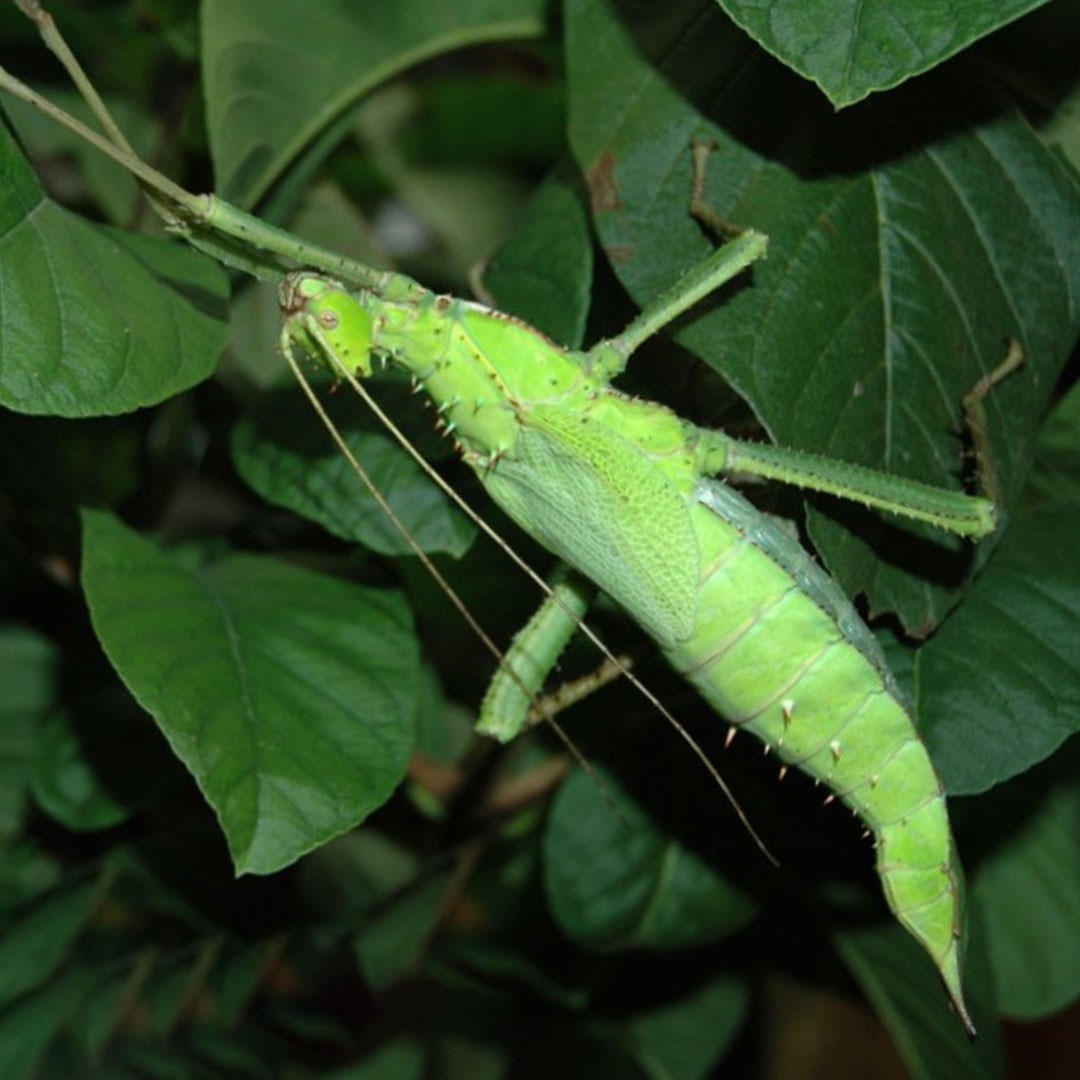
left=0, top=1, right=1013, bottom=1038
left=277, top=240, right=1000, bottom=1038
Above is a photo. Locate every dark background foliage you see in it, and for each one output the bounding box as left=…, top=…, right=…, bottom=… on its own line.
left=1, top=1, right=1079, bottom=1075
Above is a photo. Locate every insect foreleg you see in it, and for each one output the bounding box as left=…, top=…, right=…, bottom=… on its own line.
left=586, top=229, right=768, bottom=380
left=0, top=9, right=400, bottom=290
left=584, top=138, right=763, bottom=381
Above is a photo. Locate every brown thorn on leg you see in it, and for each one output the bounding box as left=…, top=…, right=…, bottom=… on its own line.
left=724, top=726, right=737, bottom=749
left=778, top=765, right=788, bottom=782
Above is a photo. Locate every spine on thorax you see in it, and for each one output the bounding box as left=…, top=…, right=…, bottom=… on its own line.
left=369, top=291, right=595, bottom=463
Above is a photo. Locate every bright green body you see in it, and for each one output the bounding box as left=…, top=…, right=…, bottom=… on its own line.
left=281, top=271, right=971, bottom=1032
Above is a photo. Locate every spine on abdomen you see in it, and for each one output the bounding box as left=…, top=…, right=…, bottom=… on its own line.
left=663, top=483, right=971, bottom=1031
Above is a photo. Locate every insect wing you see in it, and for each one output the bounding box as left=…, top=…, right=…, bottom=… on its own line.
left=482, top=405, right=699, bottom=648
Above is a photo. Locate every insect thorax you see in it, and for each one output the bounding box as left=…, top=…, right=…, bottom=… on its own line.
left=369, top=293, right=598, bottom=463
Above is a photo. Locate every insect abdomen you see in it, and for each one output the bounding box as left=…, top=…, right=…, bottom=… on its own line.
left=664, top=480, right=971, bottom=1032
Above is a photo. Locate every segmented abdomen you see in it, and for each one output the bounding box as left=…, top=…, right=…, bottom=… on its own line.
left=663, top=480, right=969, bottom=1030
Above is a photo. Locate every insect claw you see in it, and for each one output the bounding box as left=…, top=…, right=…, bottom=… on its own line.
left=724, top=726, right=737, bottom=749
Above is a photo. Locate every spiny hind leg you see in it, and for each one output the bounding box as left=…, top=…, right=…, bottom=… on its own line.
left=692, top=423, right=998, bottom=539
left=689, top=341, right=1021, bottom=541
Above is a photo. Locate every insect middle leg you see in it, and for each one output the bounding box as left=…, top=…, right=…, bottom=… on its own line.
left=475, top=570, right=596, bottom=743
left=586, top=140, right=769, bottom=381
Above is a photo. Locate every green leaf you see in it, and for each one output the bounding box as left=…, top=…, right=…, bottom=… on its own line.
left=0, top=625, right=57, bottom=718
left=717, top=0, right=1052, bottom=109
left=1029, top=376, right=1080, bottom=505
left=353, top=870, right=452, bottom=990
left=544, top=768, right=756, bottom=950
left=617, top=974, right=749, bottom=1080
left=325, top=1039, right=426, bottom=1080
left=202, top=0, right=549, bottom=206
left=3, top=88, right=158, bottom=226
left=971, top=761, right=1080, bottom=1020
left=395, top=72, right=567, bottom=168
left=0, top=876, right=102, bottom=1007
left=300, top=829, right=419, bottom=922
left=211, top=944, right=280, bottom=1025
left=833, top=919, right=1005, bottom=1078
left=0, top=968, right=96, bottom=1080
left=409, top=664, right=475, bottom=774
left=917, top=503, right=1080, bottom=795
left=0, top=844, right=60, bottom=920
left=483, top=165, right=595, bottom=349
left=0, top=625, right=55, bottom=841
left=352, top=83, right=537, bottom=282
left=990, top=3, right=1080, bottom=179
left=566, top=0, right=1080, bottom=633
left=30, top=710, right=129, bottom=833
left=80, top=510, right=419, bottom=874
left=232, top=382, right=476, bottom=558
left=0, top=120, right=228, bottom=418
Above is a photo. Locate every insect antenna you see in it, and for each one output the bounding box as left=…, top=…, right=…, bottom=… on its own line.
left=10, top=0, right=627, bottom=824
left=4, top=1, right=399, bottom=288
left=333, top=360, right=778, bottom=866
left=10, top=0, right=774, bottom=865
left=282, top=337, right=629, bottom=822
left=0, top=51, right=194, bottom=211
left=283, top=341, right=512, bottom=676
